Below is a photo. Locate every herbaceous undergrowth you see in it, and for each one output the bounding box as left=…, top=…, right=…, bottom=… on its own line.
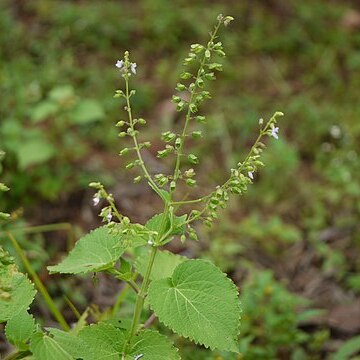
left=0, top=14, right=283, bottom=359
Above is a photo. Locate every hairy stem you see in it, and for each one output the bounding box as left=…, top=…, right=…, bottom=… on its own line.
left=124, top=77, right=165, bottom=202
left=124, top=246, right=158, bottom=353
left=172, top=19, right=222, bottom=188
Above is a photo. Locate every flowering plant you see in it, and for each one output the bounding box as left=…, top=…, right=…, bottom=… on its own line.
left=0, top=14, right=282, bottom=359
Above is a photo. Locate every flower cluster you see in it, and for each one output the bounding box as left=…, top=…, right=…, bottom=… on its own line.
left=115, top=53, right=137, bottom=76
left=200, top=111, right=283, bottom=227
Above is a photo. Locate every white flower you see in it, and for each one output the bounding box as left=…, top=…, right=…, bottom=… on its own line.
left=134, top=355, right=144, bottom=360
left=93, top=194, right=100, bottom=206
left=148, top=239, right=154, bottom=246
left=106, top=212, right=112, bottom=222
left=270, top=126, right=279, bottom=140
left=115, top=60, right=124, bottom=69
left=131, top=62, right=137, bottom=74
left=248, top=171, right=254, bottom=180
left=330, top=125, right=341, bottom=139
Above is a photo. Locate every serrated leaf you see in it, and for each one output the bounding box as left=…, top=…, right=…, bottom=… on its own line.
left=30, top=332, right=74, bottom=360
left=51, top=324, right=180, bottom=360
left=0, top=252, right=36, bottom=322
left=48, top=328, right=88, bottom=359
left=136, top=250, right=187, bottom=281
left=48, top=226, right=126, bottom=275
left=5, top=310, right=35, bottom=348
left=145, top=213, right=186, bottom=241
left=126, top=330, right=180, bottom=360
left=77, top=322, right=126, bottom=359
left=148, top=259, right=241, bottom=352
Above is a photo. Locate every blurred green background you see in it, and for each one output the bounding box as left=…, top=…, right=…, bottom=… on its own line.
left=1, top=0, right=360, bottom=359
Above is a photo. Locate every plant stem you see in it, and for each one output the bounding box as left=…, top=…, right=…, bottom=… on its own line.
left=0, top=222, right=75, bottom=250
left=182, top=117, right=275, bottom=226
left=124, top=76, right=165, bottom=202
left=172, top=19, right=222, bottom=188
left=7, top=232, right=70, bottom=331
left=125, top=246, right=158, bottom=351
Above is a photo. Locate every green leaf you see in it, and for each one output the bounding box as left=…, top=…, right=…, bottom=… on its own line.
left=49, top=85, right=75, bottom=103
left=136, top=250, right=187, bottom=281
left=145, top=213, right=168, bottom=235
left=82, top=325, right=179, bottom=360
left=171, top=214, right=187, bottom=236
left=71, top=99, right=105, bottom=124
left=30, top=102, right=58, bottom=123
left=78, top=323, right=126, bottom=359
left=147, top=259, right=241, bottom=352
left=145, top=213, right=187, bottom=241
left=30, top=332, right=74, bottom=360
left=51, top=324, right=180, bottom=360
left=126, top=329, right=180, bottom=360
left=16, top=139, right=56, bottom=169
left=48, top=226, right=126, bottom=275
left=0, top=249, right=36, bottom=322
left=332, top=335, right=360, bottom=360
left=48, top=328, right=88, bottom=359
left=5, top=310, right=35, bottom=348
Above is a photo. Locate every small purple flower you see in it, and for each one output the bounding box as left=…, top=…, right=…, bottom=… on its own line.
left=106, top=212, right=112, bottom=222
left=93, top=194, right=100, bottom=206
left=270, top=126, right=279, bottom=140
left=115, top=60, right=124, bottom=69
left=248, top=171, right=254, bottom=180
left=130, top=62, right=137, bottom=74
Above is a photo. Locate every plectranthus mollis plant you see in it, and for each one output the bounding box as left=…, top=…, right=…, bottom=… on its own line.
left=0, top=14, right=283, bottom=360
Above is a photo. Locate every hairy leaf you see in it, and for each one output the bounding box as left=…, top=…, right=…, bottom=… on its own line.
left=0, top=249, right=36, bottom=322
left=126, top=329, right=180, bottom=360
left=48, top=328, right=88, bottom=359
left=30, top=332, right=74, bottom=360
left=136, top=250, right=187, bottom=281
left=148, top=259, right=241, bottom=352
left=145, top=213, right=186, bottom=241
left=77, top=322, right=126, bottom=359
left=5, top=310, right=35, bottom=348
left=51, top=324, right=180, bottom=360
left=48, top=226, right=125, bottom=275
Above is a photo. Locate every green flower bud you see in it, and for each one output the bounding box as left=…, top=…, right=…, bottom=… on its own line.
left=192, top=131, right=202, bottom=139
left=180, top=72, right=192, bottom=80
left=116, top=120, right=126, bottom=127
left=119, top=148, right=129, bottom=156
left=186, top=179, right=196, bottom=187
left=0, top=183, right=10, bottom=192
left=175, top=83, right=186, bottom=91
left=188, top=154, right=199, bottom=164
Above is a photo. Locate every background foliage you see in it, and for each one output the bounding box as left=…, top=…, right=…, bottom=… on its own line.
left=1, top=0, right=360, bottom=358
